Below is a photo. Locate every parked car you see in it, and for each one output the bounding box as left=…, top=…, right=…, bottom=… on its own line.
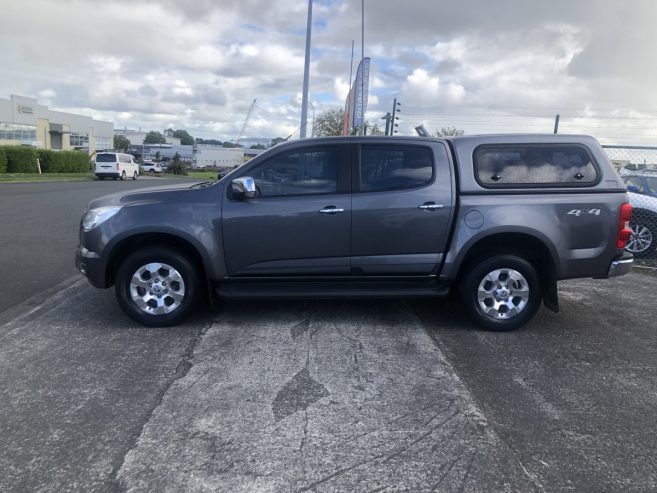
left=623, top=172, right=657, bottom=198
left=94, top=152, right=139, bottom=181
left=76, top=135, right=633, bottom=330
left=140, top=162, right=163, bottom=173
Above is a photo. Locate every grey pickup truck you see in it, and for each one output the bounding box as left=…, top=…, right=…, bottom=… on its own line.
left=75, top=134, right=634, bottom=331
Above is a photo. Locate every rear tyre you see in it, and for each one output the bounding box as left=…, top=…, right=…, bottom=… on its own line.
left=132, top=171, right=138, bottom=180
left=459, top=255, right=542, bottom=331
left=120, top=171, right=126, bottom=181
left=115, top=247, right=202, bottom=327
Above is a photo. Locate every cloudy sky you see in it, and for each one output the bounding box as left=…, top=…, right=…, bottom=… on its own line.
left=2, top=0, right=657, bottom=144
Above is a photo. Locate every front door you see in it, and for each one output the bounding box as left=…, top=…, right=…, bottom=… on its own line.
left=350, top=142, right=454, bottom=275
left=222, top=144, right=351, bottom=277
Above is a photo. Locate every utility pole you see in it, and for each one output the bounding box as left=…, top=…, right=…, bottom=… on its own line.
left=553, top=114, right=560, bottom=134
left=382, top=113, right=391, bottom=136
left=300, top=0, right=313, bottom=139
left=360, top=0, right=365, bottom=135
left=390, top=98, right=401, bottom=135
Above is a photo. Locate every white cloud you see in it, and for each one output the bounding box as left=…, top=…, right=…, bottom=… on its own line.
left=0, top=0, right=655, bottom=143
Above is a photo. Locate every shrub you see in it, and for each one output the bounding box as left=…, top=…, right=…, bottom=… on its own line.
left=3, top=146, right=38, bottom=173
left=0, top=148, right=6, bottom=173
left=167, top=161, right=188, bottom=175
left=37, top=149, right=90, bottom=173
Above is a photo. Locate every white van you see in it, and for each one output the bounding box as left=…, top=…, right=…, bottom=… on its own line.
left=95, top=152, right=140, bottom=180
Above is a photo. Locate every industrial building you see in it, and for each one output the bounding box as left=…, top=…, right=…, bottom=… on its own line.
left=0, top=94, right=113, bottom=154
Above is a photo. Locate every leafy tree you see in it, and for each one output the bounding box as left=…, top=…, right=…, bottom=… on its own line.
left=167, top=152, right=187, bottom=175
left=270, top=137, right=286, bottom=146
left=154, top=151, right=161, bottom=161
left=113, top=135, right=130, bottom=152
left=435, top=126, right=465, bottom=137
left=196, top=138, right=223, bottom=146
left=314, top=109, right=345, bottom=137
left=222, top=141, right=241, bottom=148
left=143, top=131, right=166, bottom=144
left=250, top=144, right=266, bottom=149
left=172, top=129, right=195, bottom=145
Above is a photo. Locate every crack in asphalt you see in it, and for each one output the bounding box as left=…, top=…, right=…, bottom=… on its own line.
left=107, top=320, right=212, bottom=491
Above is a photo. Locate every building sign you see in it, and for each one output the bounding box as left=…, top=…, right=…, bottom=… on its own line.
left=17, top=104, right=34, bottom=114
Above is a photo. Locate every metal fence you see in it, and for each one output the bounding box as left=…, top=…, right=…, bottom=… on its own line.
left=603, top=145, right=657, bottom=266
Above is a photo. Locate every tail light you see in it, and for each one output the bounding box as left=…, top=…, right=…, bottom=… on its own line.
left=116, top=161, right=120, bottom=170
left=617, top=202, right=633, bottom=249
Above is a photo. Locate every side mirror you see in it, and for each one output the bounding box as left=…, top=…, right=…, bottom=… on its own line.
left=626, top=184, right=640, bottom=193
left=231, top=176, right=257, bottom=199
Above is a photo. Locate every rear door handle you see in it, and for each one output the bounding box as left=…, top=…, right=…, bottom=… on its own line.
left=319, top=206, right=345, bottom=215
left=418, top=202, right=444, bottom=210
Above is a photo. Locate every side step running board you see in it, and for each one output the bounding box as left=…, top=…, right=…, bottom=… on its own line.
left=215, top=280, right=450, bottom=300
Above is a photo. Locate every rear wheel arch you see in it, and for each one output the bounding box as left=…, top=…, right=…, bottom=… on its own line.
left=455, top=232, right=559, bottom=312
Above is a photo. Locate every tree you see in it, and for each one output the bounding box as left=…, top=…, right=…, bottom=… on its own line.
left=172, top=129, right=195, bottom=145
left=435, top=126, right=465, bottom=137
left=143, top=131, right=166, bottom=144
left=314, top=109, right=345, bottom=137
left=270, top=137, right=286, bottom=147
left=113, top=135, right=130, bottom=152
left=154, top=151, right=161, bottom=161
left=196, top=138, right=223, bottom=146
left=222, top=141, right=241, bottom=148
left=250, top=144, right=266, bottom=149
left=167, top=152, right=187, bottom=175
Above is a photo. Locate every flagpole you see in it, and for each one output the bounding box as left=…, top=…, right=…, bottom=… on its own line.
left=360, top=0, right=364, bottom=135
left=300, top=0, right=313, bottom=139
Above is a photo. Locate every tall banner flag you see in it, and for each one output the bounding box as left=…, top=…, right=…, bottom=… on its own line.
left=342, top=87, right=354, bottom=136
left=352, top=57, right=370, bottom=129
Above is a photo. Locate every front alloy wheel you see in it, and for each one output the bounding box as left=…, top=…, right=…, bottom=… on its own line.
left=115, top=247, right=201, bottom=326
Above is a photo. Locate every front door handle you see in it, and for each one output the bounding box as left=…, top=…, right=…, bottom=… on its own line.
left=319, top=206, right=345, bottom=215
left=418, top=202, right=444, bottom=210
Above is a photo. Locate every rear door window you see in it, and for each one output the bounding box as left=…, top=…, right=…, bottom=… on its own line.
left=474, top=144, right=599, bottom=187
left=359, top=145, right=433, bottom=192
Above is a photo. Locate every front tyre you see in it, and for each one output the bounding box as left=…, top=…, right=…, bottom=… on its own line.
left=460, top=255, right=542, bottom=331
left=115, top=247, right=201, bottom=327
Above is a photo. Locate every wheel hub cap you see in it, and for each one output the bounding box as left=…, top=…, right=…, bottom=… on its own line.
left=477, top=268, right=530, bottom=320
left=129, top=262, right=185, bottom=315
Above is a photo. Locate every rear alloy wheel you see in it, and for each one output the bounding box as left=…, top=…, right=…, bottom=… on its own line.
left=460, top=255, right=542, bottom=331
left=115, top=247, right=201, bottom=326
left=625, top=222, right=656, bottom=258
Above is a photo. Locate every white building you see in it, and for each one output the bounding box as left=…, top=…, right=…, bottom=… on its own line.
left=0, top=94, right=113, bottom=154
left=193, top=145, right=244, bottom=168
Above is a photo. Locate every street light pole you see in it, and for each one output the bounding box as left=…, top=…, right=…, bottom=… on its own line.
left=300, top=0, right=313, bottom=139
left=309, top=101, right=315, bottom=137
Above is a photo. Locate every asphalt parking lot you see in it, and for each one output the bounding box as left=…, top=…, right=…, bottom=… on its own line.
left=1, top=181, right=656, bottom=492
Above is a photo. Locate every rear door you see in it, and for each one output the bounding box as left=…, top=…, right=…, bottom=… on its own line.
left=350, top=141, right=454, bottom=275
left=222, top=143, right=352, bottom=277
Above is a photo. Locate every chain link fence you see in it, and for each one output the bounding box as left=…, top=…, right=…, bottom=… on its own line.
left=603, top=145, right=657, bottom=267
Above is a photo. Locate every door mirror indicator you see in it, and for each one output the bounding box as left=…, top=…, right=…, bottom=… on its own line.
left=231, top=177, right=257, bottom=199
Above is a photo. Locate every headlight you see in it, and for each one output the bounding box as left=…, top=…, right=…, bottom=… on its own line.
left=82, top=206, right=122, bottom=231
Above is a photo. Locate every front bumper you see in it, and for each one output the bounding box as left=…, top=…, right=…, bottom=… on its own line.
left=75, top=245, right=109, bottom=288
left=607, top=252, right=634, bottom=277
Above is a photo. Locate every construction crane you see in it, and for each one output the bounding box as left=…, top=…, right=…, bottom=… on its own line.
left=235, top=98, right=257, bottom=144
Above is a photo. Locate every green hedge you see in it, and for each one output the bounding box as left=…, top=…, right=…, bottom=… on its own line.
left=0, top=146, right=91, bottom=173
left=37, top=149, right=90, bottom=173
left=3, top=146, right=38, bottom=173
